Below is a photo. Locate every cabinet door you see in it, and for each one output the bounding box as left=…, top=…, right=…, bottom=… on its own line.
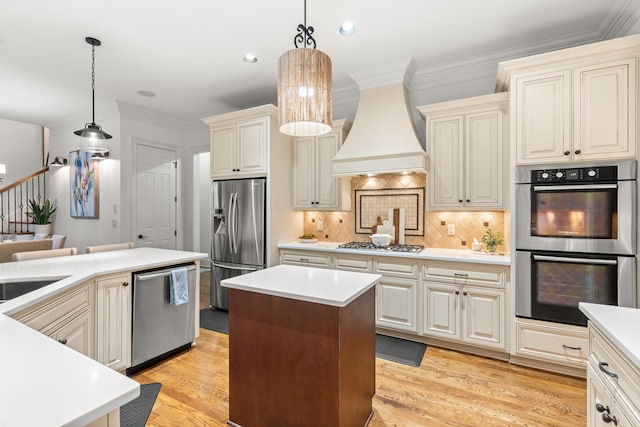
left=574, top=58, right=636, bottom=161
left=376, top=277, right=417, bottom=332
left=47, top=310, right=94, bottom=358
left=515, top=70, right=572, bottom=164
left=423, top=282, right=458, bottom=339
left=428, top=116, right=464, bottom=209
left=96, top=275, right=132, bottom=371
left=588, top=366, right=614, bottom=427
left=211, top=125, right=237, bottom=177
left=465, top=110, right=503, bottom=208
left=237, top=118, right=268, bottom=175
left=293, top=137, right=316, bottom=209
left=462, top=287, right=504, bottom=349
left=315, top=132, right=341, bottom=208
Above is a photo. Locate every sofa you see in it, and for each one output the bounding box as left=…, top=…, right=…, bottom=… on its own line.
left=0, top=239, right=53, bottom=263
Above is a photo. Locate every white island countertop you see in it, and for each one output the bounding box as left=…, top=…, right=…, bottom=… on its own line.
left=579, top=302, right=640, bottom=369
left=222, top=264, right=381, bottom=307
left=278, top=241, right=510, bottom=265
left=0, top=247, right=207, bottom=427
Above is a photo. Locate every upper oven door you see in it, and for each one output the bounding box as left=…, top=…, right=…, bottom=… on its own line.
left=515, top=180, right=636, bottom=255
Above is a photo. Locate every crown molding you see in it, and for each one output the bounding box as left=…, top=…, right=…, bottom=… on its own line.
left=46, top=102, right=120, bottom=135
left=599, top=0, right=640, bottom=38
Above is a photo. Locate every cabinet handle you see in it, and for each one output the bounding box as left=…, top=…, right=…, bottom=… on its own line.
left=596, top=403, right=610, bottom=414
left=454, top=273, right=468, bottom=277
left=574, top=149, right=581, bottom=155
left=58, top=338, right=68, bottom=345
left=122, top=281, right=129, bottom=287
left=598, top=362, right=619, bottom=378
left=563, top=151, right=571, bottom=156
left=562, top=344, right=581, bottom=351
left=602, top=413, right=618, bottom=425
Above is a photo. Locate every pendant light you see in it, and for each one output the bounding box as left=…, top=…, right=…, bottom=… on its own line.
left=277, top=0, right=332, bottom=137
left=74, top=37, right=111, bottom=153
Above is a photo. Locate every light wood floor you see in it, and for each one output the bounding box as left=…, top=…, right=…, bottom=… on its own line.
left=132, top=271, right=587, bottom=426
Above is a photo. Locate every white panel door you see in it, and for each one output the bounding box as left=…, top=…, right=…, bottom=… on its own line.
left=462, top=288, right=504, bottom=349
left=210, top=126, right=236, bottom=177
left=466, top=111, right=503, bottom=208
left=293, top=137, right=316, bottom=209
left=428, top=116, right=463, bottom=209
left=96, top=275, right=131, bottom=371
left=376, top=277, right=417, bottom=332
left=315, top=132, right=340, bottom=208
left=423, top=282, right=458, bottom=339
left=237, top=118, right=268, bottom=175
left=136, top=144, right=177, bottom=249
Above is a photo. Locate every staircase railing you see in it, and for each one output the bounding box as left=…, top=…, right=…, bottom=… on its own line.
left=0, top=167, right=49, bottom=235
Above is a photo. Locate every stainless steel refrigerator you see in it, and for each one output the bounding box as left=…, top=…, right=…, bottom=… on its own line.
left=210, top=178, right=266, bottom=310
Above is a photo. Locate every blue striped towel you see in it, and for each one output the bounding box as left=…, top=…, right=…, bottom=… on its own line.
left=170, top=268, right=189, bottom=306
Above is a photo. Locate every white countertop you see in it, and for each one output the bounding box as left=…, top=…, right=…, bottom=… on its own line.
left=579, top=303, right=640, bottom=369
left=278, top=241, right=511, bottom=265
left=221, top=264, right=381, bottom=307
left=0, top=247, right=207, bottom=427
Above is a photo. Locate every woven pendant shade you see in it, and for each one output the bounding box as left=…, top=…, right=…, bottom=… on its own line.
left=278, top=47, right=332, bottom=136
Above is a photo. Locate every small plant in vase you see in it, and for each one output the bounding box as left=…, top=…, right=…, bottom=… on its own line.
left=27, top=198, right=57, bottom=236
left=481, top=228, right=504, bottom=253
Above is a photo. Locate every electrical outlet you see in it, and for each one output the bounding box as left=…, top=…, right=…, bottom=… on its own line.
left=317, top=220, right=324, bottom=231
left=447, top=224, right=455, bottom=235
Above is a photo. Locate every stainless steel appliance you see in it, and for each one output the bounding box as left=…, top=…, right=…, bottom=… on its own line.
left=337, top=242, right=424, bottom=253
left=515, top=250, right=636, bottom=326
left=515, top=160, right=637, bottom=255
left=129, top=263, right=197, bottom=374
left=515, top=160, right=637, bottom=326
left=211, top=178, right=266, bottom=310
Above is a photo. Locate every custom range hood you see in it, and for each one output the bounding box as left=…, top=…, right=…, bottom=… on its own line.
left=332, top=59, right=427, bottom=177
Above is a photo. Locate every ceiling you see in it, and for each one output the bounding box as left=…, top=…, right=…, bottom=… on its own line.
left=1, top=0, right=639, bottom=128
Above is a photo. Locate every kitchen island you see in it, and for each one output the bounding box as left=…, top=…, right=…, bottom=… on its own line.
left=0, top=247, right=207, bottom=427
left=222, top=264, right=381, bottom=427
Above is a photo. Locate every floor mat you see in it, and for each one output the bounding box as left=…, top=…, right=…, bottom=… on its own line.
left=200, top=308, right=229, bottom=335
left=375, top=334, right=426, bottom=367
left=120, top=382, right=161, bottom=427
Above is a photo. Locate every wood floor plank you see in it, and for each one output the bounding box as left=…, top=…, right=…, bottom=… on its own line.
left=131, top=272, right=586, bottom=426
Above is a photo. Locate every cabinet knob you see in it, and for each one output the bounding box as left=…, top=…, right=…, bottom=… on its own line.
left=122, top=281, right=129, bottom=287
left=574, top=149, right=581, bottom=155
left=462, top=291, right=468, bottom=296
left=563, top=151, right=571, bottom=156
left=602, top=413, right=618, bottom=425
left=455, top=290, right=460, bottom=295
left=458, top=199, right=463, bottom=203
left=466, top=199, right=470, bottom=203
left=596, top=403, right=610, bottom=414
left=58, top=338, right=68, bottom=345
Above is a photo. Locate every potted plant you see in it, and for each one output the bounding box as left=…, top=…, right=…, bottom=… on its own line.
left=481, top=227, right=504, bottom=253
left=27, top=198, right=57, bottom=236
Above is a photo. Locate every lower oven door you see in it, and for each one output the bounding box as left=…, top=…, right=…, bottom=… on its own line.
left=515, top=251, right=636, bottom=326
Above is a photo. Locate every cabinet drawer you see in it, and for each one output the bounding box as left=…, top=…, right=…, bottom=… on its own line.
left=515, top=321, right=588, bottom=366
left=334, top=255, right=372, bottom=272
left=280, top=251, right=331, bottom=268
left=423, top=262, right=505, bottom=288
left=13, top=283, right=93, bottom=333
left=591, top=325, right=640, bottom=412
left=374, top=260, right=418, bottom=278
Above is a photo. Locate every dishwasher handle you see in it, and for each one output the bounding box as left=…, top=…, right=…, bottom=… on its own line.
left=134, top=264, right=197, bottom=281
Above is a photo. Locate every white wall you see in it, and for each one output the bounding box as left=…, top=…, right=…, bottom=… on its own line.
left=0, top=118, right=45, bottom=187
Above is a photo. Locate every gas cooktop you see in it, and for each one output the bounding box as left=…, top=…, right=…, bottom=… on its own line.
left=337, top=242, right=424, bottom=253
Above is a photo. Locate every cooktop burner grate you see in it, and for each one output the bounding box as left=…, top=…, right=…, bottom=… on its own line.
left=337, top=242, right=424, bottom=253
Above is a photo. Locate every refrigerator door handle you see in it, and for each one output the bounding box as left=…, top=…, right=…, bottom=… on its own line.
left=228, top=192, right=235, bottom=253
left=251, top=182, right=260, bottom=262
left=232, top=192, right=239, bottom=254
left=211, top=262, right=259, bottom=272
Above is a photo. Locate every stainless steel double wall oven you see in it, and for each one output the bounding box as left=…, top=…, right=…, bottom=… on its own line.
left=515, top=160, right=637, bottom=326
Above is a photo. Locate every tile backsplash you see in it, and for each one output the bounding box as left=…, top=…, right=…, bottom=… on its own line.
left=302, top=173, right=506, bottom=250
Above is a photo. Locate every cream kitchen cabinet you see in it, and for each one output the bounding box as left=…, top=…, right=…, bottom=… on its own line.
left=422, top=261, right=506, bottom=350
left=373, top=258, right=419, bottom=333
left=418, top=93, right=506, bottom=210
left=12, top=281, right=95, bottom=358
left=203, top=105, right=292, bottom=180
left=96, top=274, right=131, bottom=372
left=496, top=36, right=640, bottom=165
left=280, top=249, right=332, bottom=268
left=293, top=119, right=352, bottom=210
left=587, top=324, right=640, bottom=427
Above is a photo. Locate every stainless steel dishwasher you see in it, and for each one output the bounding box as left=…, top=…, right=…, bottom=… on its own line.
left=128, top=263, right=197, bottom=375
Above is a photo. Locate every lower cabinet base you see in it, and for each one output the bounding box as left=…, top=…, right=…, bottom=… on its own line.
left=509, top=355, right=587, bottom=378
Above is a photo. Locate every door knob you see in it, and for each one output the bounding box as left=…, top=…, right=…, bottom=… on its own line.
left=138, top=234, right=147, bottom=239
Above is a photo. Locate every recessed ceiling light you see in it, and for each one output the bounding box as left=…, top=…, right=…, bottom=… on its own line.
left=137, top=90, right=156, bottom=97
left=339, top=22, right=356, bottom=35
left=243, top=54, right=258, bottom=63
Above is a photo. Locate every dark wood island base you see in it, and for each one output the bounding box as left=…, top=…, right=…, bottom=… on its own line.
left=227, top=286, right=376, bottom=427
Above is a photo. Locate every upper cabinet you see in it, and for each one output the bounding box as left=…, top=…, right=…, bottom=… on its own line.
left=203, top=105, right=290, bottom=180
left=496, top=35, right=640, bottom=165
left=293, top=119, right=352, bottom=211
left=418, top=93, right=507, bottom=211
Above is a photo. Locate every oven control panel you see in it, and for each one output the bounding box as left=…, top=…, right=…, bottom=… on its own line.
left=532, top=165, right=617, bottom=183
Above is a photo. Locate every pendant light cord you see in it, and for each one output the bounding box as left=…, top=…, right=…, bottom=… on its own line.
left=91, top=44, right=96, bottom=126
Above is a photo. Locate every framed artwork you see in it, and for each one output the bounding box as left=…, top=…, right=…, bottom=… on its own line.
left=355, top=187, right=425, bottom=236
left=70, top=150, right=99, bottom=219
